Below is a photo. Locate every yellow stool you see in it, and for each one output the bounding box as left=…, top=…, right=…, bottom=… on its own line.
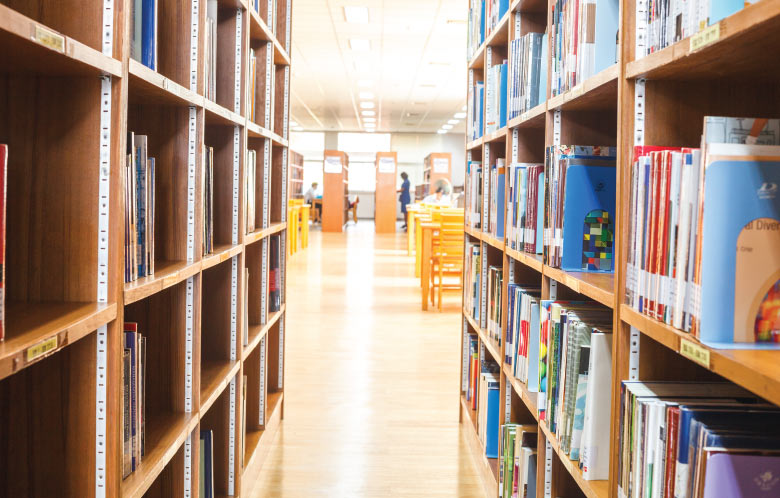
left=300, top=204, right=310, bottom=249
left=288, top=206, right=300, bottom=255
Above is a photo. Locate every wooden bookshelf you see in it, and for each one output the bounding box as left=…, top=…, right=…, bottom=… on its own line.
left=460, top=0, right=780, bottom=497
left=322, top=150, right=350, bottom=232
left=420, top=152, right=452, bottom=200
left=375, top=152, right=398, bottom=234
left=0, top=0, right=292, bottom=495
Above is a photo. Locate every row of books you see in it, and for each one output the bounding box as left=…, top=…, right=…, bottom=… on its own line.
left=468, top=80, right=485, bottom=141
left=486, top=0, right=510, bottom=40
left=625, top=117, right=780, bottom=348
left=640, top=0, right=752, bottom=56
left=617, top=381, right=780, bottom=498
left=204, top=0, right=218, bottom=102
left=486, top=265, right=504, bottom=344
left=467, top=0, right=486, bottom=60
left=543, top=145, right=616, bottom=271
left=485, top=61, right=508, bottom=135
left=488, top=160, right=506, bottom=239
left=506, top=163, right=545, bottom=254
left=550, top=0, right=618, bottom=96
left=499, top=424, right=538, bottom=498
left=508, top=33, right=547, bottom=120
left=131, top=0, right=157, bottom=70
left=249, top=44, right=275, bottom=128
left=465, top=242, right=482, bottom=321
left=203, top=146, right=214, bottom=256
left=466, top=161, right=483, bottom=230
left=478, top=363, right=502, bottom=458
left=269, top=235, right=282, bottom=312
left=125, top=133, right=156, bottom=283
left=122, top=323, right=146, bottom=478
left=504, top=289, right=613, bottom=480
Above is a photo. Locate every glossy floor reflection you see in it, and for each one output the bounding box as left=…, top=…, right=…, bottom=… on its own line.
left=246, top=222, right=483, bottom=497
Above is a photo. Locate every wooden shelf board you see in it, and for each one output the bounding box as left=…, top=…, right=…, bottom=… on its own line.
left=0, top=5, right=122, bottom=78
left=464, top=225, right=483, bottom=241
left=538, top=419, right=609, bottom=498
left=505, top=247, right=544, bottom=272
left=484, top=127, right=508, bottom=143
left=120, top=411, right=198, bottom=498
left=508, top=101, right=547, bottom=129
left=468, top=42, right=486, bottom=70
left=247, top=10, right=291, bottom=66
left=464, top=308, right=501, bottom=362
left=548, top=64, right=619, bottom=111
left=459, top=394, right=499, bottom=498
left=244, top=222, right=287, bottom=246
left=485, top=12, right=511, bottom=48
left=626, top=0, right=780, bottom=80
left=512, top=0, right=547, bottom=13
left=621, top=305, right=780, bottom=406
left=200, top=360, right=240, bottom=417
left=467, top=137, right=484, bottom=150
left=124, top=260, right=201, bottom=305
left=246, top=120, right=288, bottom=147
left=502, top=363, right=539, bottom=414
left=542, top=266, right=615, bottom=308
left=460, top=393, right=479, bottom=433
left=202, top=244, right=243, bottom=271
left=204, top=98, right=245, bottom=128
left=243, top=391, right=284, bottom=471
left=128, top=59, right=203, bottom=108
left=241, top=306, right=285, bottom=361
left=484, top=233, right=506, bottom=251
left=0, top=301, right=117, bottom=381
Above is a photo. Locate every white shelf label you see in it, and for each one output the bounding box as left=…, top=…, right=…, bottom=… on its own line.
left=433, top=157, right=449, bottom=174
left=378, top=157, right=396, bottom=173
left=324, top=156, right=342, bottom=173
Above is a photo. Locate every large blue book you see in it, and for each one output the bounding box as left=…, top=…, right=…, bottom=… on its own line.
left=486, top=380, right=500, bottom=458
left=141, top=0, right=157, bottom=70
left=697, top=143, right=780, bottom=348
left=594, top=0, right=619, bottom=74
left=498, top=63, right=508, bottom=129
left=560, top=162, right=616, bottom=272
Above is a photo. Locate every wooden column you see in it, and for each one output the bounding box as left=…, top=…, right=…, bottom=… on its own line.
left=374, top=152, right=397, bottom=234
left=322, top=150, right=349, bottom=233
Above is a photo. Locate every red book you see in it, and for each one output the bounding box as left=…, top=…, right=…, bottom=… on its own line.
left=0, top=145, right=6, bottom=340
left=664, top=406, right=681, bottom=498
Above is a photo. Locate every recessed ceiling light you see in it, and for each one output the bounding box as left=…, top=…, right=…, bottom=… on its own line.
left=363, top=117, right=376, bottom=122
left=442, top=124, right=453, bottom=130
left=454, top=112, right=467, bottom=119
left=349, top=39, right=371, bottom=52
left=448, top=119, right=459, bottom=125
left=361, top=110, right=375, bottom=116
left=412, top=102, right=426, bottom=106
left=344, top=6, right=369, bottom=23
left=420, top=83, right=437, bottom=88
left=357, top=79, right=373, bottom=87
left=437, top=129, right=448, bottom=134
left=360, top=101, right=375, bottom=109
left=359, top=91, right=374, bottom=99
left=428, top=61, right=450, bottom=67
left=290, top=120, right=299, bottom=127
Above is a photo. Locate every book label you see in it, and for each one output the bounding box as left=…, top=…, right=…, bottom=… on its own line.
left=689, top=24, right=720, bottom=52
left=33, top=25, right=65, bottom=53
left=679, top=338, right=710, bottom=368
left=26, top=336, right=59, bottom=363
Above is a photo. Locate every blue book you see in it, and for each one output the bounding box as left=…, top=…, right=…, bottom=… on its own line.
left=709, top=0, right=747, bottom=26
left=486, top=378, right=500, bottom=458
left=200, top=430, right=215, bottom=498
left=538, top=34, right=548, bottom=105
left=499, top=63, right=508, bottom=129
left=141, top=0, right=156, bottom=70
left=594, top=0, right=619, bottom=74
left=477, top=83, right=485, bottom=138
left=698, top=145, right=780, bottom=348
left=497, top=0, right=510, bottom=19
left=480, top=0, right=486, bottom=44
left=560, top=161, right=616, bottom=272
left=496, top=168, right=506, bottom=239
left=535, top=171, right=545, bottom=254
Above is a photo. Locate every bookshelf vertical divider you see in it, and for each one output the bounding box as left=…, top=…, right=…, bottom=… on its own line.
left=0, top=0, right=291, bottom=496
left=460, top=0, right=780, bottom=497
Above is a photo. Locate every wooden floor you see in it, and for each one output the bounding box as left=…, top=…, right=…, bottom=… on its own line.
left=245, top=222, right=483, bottom=497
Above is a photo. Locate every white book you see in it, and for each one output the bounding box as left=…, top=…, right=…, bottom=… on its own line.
left=580, top=332, right=612, bottom=480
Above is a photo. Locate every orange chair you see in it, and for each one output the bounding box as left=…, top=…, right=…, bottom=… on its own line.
left=345, top=196, right=359, bottom=224
left=429, top=211, right=465, bottom=310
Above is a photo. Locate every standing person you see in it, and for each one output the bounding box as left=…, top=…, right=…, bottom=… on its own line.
left=398, top=172, right=411, bottom=229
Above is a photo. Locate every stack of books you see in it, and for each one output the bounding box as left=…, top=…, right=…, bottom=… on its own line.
left=506, top=163, right=545, bottom=254
left=466, top=160, right=483, bottom=229
left=488, top=159, right=506, bottom=239
left=486, top=265, right=503, bottom=344
left=543, top=145, right=616, bottom=271
left=626, top=117, right=780, bottom=348
left=508, top=33, right=547, bottom=119
left=550, top=0, right=618, bottom=96
left=485, top=60, right=508, bottom=134
left=203, top=145, right=214, bottom=256
left=617, top=381, right=780, bottom=498
left=499, top=424, right=538, bottom=498
left=131, top=0, right=158, bottom=70
left=125, top=133, right=155, bottom=283
left=122, top=323, right=146, bottom=479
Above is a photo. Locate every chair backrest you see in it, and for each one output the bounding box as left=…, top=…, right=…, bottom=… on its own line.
left=433, top=211, right=464, bottom=261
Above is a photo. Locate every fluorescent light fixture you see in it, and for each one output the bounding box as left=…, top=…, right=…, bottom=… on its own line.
left=349, top=39, right=371, bottom=52
left=360, top=101, right=375, bottom=109
left=442, top=124, right=453, bottom=130
left=292, top=126, right=304, bottom=131
left=361, top=110, right=375, bottom=116
left=448, top=119, right=459, bottom=125
left=357, top=79, right=373, bottom=87
left=363, top=117, right=376, bottom=122
left=437, top=129, right=448, bottom=134
left=454, top=112, right=467, bottom=119
left=344, top=6, right=369, bottom=23
left=359, top=91, right=374, bottom=99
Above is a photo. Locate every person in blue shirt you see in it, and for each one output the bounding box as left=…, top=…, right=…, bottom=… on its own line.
left=398, top=172, right=411, bottom=229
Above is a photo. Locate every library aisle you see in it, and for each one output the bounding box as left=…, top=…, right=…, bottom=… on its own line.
left=245, top=224, right=483, bottom=497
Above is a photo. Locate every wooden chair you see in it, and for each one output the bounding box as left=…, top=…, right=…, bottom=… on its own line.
left=345, top=196, right=359, bottom=224
left=429, top=211, right=465, bottom=310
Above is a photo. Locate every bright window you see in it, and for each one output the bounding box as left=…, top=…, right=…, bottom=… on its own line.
left=338, top=132, right=391, bottom=192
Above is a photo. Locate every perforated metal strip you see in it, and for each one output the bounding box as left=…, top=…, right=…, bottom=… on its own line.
left=95, top=74, right=112, bottom=498
left=282, top=66, right=290, bottom=139
left=264, top=42, right=273, bottom=129
left=553, top=109, right=562, bottom=146
left=261, top=238, right=269, bottom=324
left=636, top=0, right=648, bottom=57
left=266, top=0, right=274, bottom=26
left=545, top=439, right=553, bottom=498
left=187, top=107, right=197, bottom=261
left=277, top=319, right=284, bottom=390
left=189, top=0, right=199, bottom=91
left=259, top=336, right=267, bottom=425
left=232, top=126, right=240, bottom=244
left=263, top=139, right=271, bottom=228
left=550, top=280, right=557, bottom=300
left=234, top=9, right=243, bottom=113
left=101, top=0, right=113, bottom=56
left=504, top=381, right=511, bottom=422
left=228, top=377, right=237, bottom=494
left=230, top=256, right=238, bottom=361
left=629, top=326, right=641, bottom=380
left=183, top=434, right=192, bottom=498
left=511, top=129, right=518, bottom=163
left=461, top=316, right=469, bottom=391
left=280, top=148, right=288, bottom=223
left=634, top=79, right=646, bottom=146
left=480, top=241, right=488, bottom=330
left=185, top=277, right=194, bottom=412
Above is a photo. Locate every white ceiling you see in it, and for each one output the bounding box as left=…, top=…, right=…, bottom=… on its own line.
left=288, top=0, right=468, bottom=134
